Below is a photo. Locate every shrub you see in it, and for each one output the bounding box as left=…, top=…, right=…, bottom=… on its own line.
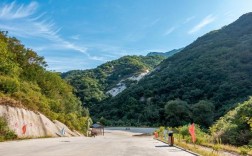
left=156, top=126, right=165, bottom=140
left=239, top=146, right=249, bottom=155
left=210, top=97, right=252, bottom=146
left=0, top=117, right=17, bottom=141
left=0, top=76, right=20, bottom=94
left=175, top=124, right=210, bottom=144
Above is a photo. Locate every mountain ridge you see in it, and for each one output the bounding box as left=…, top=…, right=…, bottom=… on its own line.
left=147, top=48, right=183, bottom=57
left=95, top=12, right=252, bottom=127
left=62, top=55, right=165, bottom=115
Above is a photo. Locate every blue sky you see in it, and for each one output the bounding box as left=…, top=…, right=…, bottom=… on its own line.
left=0, top=0, right=252, bottom=72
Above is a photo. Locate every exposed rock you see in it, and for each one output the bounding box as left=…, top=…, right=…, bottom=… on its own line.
left=0, top=105, right=82, bottom=138
left=106, top=83, right=127, bottom=97
left=106, top=70, right=149, bottom=97
left=128, top=70, right=149, bottom=81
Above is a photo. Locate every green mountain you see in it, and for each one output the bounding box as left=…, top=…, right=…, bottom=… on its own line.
left=147, top=48, right=183, bottom=57
left=97, top=13, right=252, bottom=127
left=0, top=31, right=89, bottom=133
left=62, top=55, right=165, bottom=116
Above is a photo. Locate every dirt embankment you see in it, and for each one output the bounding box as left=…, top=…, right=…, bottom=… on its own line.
left=0, top=104, right=82, bottom=138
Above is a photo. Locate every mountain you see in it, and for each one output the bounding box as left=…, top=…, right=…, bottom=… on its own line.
left=0, top=31, right=90, bottom=137
left=62, top=55, right=165, bottom=116
left=97, top=13, right=252, bottom=127
left=147, top=48, right=183, bottom=57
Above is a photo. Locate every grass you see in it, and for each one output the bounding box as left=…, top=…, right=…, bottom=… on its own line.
left=174, top=139, right=219, bottom=156
left=155, top=125, right=252, bottom=156
left=201, top=142, right=238, bottom=153
left=155, top=136, right=252, bottom=156
left=200, top=142, right=252, bottom=156
left=0, top=97, right=24, bottom=108
left=156, top=137, right=218, bottom=156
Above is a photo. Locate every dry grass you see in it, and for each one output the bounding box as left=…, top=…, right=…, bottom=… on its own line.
left=0, top=97, right=23, bottom=108
left=201, top=142, right=252, bottom=156
left=155, top=136, right=252, bottom=156
left=174, top=140, right=219, bottom=156
left=155, top=137, right=215, bottom=156
left=202, top=143, right=239, bottom=153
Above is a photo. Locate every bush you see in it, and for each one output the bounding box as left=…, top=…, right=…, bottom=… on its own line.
left=156, top=126, right=165, bottom=140
left=175, top=124, right=210, bottom=144
left=210, top=97, right=252, bottom=146
left=0, top=76, right=20, bottom=94
left=0, top=117, right=17, bottom=141
left=239, top=146, right=250, bottom=155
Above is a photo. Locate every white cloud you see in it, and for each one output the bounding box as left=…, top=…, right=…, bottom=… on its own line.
left=188, top=15, right=216, bottom=34
left=45, top=57, right=91, bottom=72
left=164, top=27, right=175, bottom=36
left=0, top=1, right=37, bottom=19
left=90, top=56, right=108, bottom=61
left=70, top=34, right=80, bottom=40
left=184, top=16, right=195, bottom=24
left=0, top=2, right=90, bottom=57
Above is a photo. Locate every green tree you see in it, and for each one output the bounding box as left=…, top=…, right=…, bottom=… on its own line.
left=0, top=31, right=90, bottom=134
left=164, top=99, right=191, bottom=127
left=99, top=117, right=108, bottom=126
left=192, top=100, right=214, bottom=127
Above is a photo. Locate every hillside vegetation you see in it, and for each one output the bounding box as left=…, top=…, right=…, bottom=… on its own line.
left=147, top=48, right=183, bottom=57
left=154, top=97, right=252, bottom=152
left=62, top=55, right=165, bottom=118
left=96, top=13, right=252, bottom=128
left=211, top=97, right=252, bottom=146
left=0, top=31, right=90, bottom=133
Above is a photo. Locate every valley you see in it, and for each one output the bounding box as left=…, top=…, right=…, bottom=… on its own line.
left=0, top=1, right=252, bottom=155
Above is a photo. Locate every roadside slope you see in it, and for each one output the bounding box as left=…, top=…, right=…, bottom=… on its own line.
left=0, top=104, right=81, bottom=138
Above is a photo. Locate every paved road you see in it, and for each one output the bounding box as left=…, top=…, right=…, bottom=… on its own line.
left=0, top=130, right=194, bottom=156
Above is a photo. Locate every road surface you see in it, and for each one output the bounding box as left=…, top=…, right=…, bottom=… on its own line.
left=0, top=129, right=194, bottom=156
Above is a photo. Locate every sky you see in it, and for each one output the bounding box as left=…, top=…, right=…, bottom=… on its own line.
left=0, top=0, right=252, bottom=72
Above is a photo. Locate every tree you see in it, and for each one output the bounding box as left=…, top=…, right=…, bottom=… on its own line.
left=99, top=117, right=108, bottom=126
left=192, top=100, right=214, bottom=127
left=164, top=99, right=191, bottom=127
left=0, top=31, right=90, bottom=134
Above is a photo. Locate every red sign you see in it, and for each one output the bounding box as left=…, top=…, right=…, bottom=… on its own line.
left=188, top=123, right=196, bottom=143
left=154, top=132, right=158, bottom=138
left=22, top=125, right=27, bottom=134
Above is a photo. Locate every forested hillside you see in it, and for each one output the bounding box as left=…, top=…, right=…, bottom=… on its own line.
left=97, top=13, right=252, bottom=127
left=147, top=48, right=183, bottom=57
left=62, top=55, right=165, bottom=117
left=0, top=31, right=89, bottom=133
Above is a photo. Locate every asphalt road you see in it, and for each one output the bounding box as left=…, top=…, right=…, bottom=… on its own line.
left=0, top=130, right=194, bottom=156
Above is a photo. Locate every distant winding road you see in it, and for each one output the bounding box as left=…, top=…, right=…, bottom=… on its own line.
left=0, top=129, right=194, bottom=156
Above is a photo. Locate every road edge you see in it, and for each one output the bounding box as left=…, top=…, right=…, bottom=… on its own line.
left=154, top=138, right=201, bottom=156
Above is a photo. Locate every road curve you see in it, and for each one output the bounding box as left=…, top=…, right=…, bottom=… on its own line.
left=0, top=130, right=194, bottom=156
